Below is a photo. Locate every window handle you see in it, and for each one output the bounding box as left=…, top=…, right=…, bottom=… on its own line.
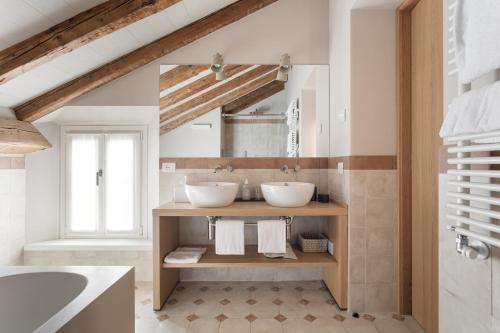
left=96, top=169, right=103, bottom=186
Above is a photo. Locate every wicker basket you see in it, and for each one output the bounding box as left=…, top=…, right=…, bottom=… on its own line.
left=298, top=233, right=328, bottom=253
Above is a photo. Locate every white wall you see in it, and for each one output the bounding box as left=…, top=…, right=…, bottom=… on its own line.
left=0, top=159, right=25, bottom=265
left=329, top=3, right=396, bottom=157
left=160, top=108, right=221, bottom=157
left=25, top=123, right=60, bottom=242
left=26, top=107, right=159, bottom=243
left=329, top=0, right=356, bottom=157
left=350, top=10, right=396, bottom=155
left=66, top=0, right=329, bottom=108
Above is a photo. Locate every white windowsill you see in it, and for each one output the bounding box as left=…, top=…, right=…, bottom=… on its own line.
left=24, top=239, right=152, bottom=252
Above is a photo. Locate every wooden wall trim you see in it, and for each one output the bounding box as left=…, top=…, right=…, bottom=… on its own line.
left=159, top=156, right=397, bottom=170
left=328, top=156, right=397, bottom=170
left=159, top=157, right=326, bottom=170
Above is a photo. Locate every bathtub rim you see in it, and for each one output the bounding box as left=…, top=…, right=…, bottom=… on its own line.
left=0, top=266, right=134, bottom=333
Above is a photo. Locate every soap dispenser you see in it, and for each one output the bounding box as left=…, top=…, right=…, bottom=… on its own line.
left=242, top=178, right=251, bottom=201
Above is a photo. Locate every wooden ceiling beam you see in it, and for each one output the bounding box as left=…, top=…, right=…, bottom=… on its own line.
left=159, top=65, right=208, bottom=91
left=0, top=0, right=180, bottom=85
left=14, top=0, right=278, bottom=122
left=222, top=80, right=285, bottom=114
left=160, top=70, right=277, bottom=134
left=160, top=65, right=276, bottom=123
left=160, top=64, right=251, bottom=109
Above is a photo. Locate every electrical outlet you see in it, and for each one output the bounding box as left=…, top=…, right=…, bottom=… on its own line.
left=337, top=162, right=344, bottom=174
left=161, top=162, right=176, bottom=173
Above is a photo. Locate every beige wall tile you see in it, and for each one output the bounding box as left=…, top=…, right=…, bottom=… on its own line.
left=365, top=198, right=396, bottom=227
left=349, top=171, right=367, bottom=197
left=364, top=283, right=396, bottom=313
left=350, top=256, right=366, bottom=284
left=366, top=227, right=394, bottom=256
left=348, top=283, right=366, bottom=313
left=366, top=256, right=394, bottom=283
left=366, top=171, right=396, bottom=199
left=349, top=195, right=366, bottom=227
left=350, top=227, right=366, bottom=256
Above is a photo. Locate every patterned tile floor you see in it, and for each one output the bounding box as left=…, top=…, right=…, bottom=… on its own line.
left=135, top=281, right=425, bottom=333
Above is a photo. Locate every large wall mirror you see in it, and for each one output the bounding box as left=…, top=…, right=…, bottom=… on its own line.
left=159, top=64, right=329, bottom=158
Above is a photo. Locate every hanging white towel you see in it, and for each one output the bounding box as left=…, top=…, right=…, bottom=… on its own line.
left=440, top=81, right=500, bottom=138
left=215, top=220, right=245, bottom=255
left=454, top=0, right=500, bottom=83
left=257, top=220, right=286, bottom=254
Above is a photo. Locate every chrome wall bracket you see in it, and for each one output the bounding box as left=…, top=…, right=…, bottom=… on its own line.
left=447, top=225, right=490, bottom=260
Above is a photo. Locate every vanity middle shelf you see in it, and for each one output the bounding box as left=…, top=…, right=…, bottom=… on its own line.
left=162, top=244, right=336, bottom=269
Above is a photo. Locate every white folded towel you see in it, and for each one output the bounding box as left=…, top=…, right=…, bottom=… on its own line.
left=164, top=247, right=206, bottom=264
left=440, top=81, right=500, bottom=138
left=257, top=220, right=286, bottom=254
left=454, top=0, right=500, bottom=83
left=215, top=220, right=245, bottom=255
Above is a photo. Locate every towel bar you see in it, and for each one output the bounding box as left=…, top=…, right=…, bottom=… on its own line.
left=206, top=216, right=294, bottom=241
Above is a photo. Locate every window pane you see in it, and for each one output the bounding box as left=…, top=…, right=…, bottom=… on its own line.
left=68, top=134, right=100, bottom=232
left=105, top=133, right=138, bottom=232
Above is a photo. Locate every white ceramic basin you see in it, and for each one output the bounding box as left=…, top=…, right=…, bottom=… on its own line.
left=185, top=182, right=239, bottom=208
left=261, top=182, right=315, bottom=208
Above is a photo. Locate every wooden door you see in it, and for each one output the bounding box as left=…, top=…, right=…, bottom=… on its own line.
left=411, top=0, right=442, bottom=332
left=397, top=0, right=442, bottom=332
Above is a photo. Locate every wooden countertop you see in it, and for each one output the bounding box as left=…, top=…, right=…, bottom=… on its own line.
left=153, top=201, right=347, bottom=217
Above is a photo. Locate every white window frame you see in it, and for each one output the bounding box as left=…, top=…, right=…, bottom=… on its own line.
left=60, top=125, right=148, bottom=239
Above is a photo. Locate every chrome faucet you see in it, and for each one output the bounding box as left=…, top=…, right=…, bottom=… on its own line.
left=213, top=164, right=223, bottom=173
left=213, top=164, right=234, bottom=173
left=280, top=164, right=300, bottom=174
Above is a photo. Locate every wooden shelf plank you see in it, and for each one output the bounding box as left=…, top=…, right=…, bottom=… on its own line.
left=162, top=245, right=336, bottom=268
left=154, top=201, right=347, bottom=217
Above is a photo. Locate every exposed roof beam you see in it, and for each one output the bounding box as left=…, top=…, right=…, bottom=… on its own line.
left=160, top=65, right=276, bottom=123
left=160, top=70, right=277, bottom=134
left=222, top=80, right=285, bottom=114
left=14, top=0, right=279, bottom=122
left=160, top=64, right=251, bottom=109
left=0, top=0, right=180, bottom=85
left=160, top=65, right=208, bottom=91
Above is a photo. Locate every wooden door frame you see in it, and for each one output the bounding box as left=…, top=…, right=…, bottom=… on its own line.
left=396, top=0, right=420, bottom=315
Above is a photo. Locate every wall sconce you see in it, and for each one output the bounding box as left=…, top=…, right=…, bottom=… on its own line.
left=276, top=53, right=291, bottom=81
left=210, top=53, right=226, bottom=81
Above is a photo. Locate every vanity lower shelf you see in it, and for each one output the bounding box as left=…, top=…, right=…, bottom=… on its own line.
left=162, top=245, right=336, bottom=268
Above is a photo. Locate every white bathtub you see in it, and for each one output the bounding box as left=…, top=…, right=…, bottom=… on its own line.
left=0, top=266, right=134, bottom=333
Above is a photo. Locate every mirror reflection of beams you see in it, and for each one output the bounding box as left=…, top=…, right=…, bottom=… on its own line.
left=159, top=64, right=329, bottom=158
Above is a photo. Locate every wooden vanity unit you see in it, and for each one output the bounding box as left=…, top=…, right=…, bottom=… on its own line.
left=153, top=201, right=348, bottom=310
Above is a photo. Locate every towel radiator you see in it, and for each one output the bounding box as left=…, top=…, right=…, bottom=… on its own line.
left=444, top=1, right=500, bottom=259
